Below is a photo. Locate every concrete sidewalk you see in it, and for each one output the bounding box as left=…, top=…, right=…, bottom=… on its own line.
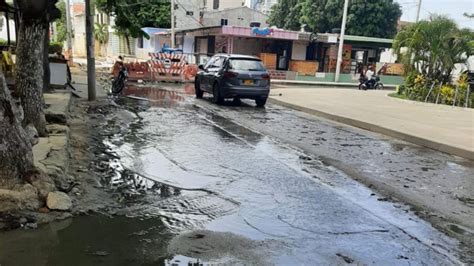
left=269, top=88, right=474, bottom=160
left=271, top=79, right=398, bottom=89
left=70, top=70, right=107, bottom=99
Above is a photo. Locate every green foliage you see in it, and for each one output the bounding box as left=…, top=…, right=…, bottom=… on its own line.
left=285, top=2, right=304, bottom=31
left=271, top=0, right=401, bottom=38
left=55, top=0, right=67, bottom=43
left=94, top=23, right=108, bottom=44
left=393, top=16, right=474, bottom=109
left=0, top=39, right=16, bottom=47
left=49, top=42, right=63, bottom=54
left=268, top=0, right=301, bottom=30
left=439, top=85, right=455, bottom=105
left=346, top=0, right=402, bottom=38
left=95, top=0, right=170, bottom=39
left=393, top=16, right=474, bottom=84
left=389, top=91, right=409, bottom=100
left=299, top=0, right=342, bottom=34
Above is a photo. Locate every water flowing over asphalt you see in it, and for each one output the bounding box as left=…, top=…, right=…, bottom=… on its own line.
left=1, top=84, right=472, bottom=265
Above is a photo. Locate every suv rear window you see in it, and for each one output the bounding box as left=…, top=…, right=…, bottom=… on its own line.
left=228, top=59, right=265, bottom=71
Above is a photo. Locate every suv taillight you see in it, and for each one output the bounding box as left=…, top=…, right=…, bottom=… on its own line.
left=261, top=74, right=270, bottom=80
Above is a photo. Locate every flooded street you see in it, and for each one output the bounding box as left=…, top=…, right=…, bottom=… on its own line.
left=1, top=84, right=472, bottom=265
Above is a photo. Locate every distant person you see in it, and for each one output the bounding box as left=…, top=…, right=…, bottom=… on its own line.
left=112, top=56, right=125, bottom=78
left=365, top=66, right=375, bottom=87
left=356, top=62, right=364, bottom=75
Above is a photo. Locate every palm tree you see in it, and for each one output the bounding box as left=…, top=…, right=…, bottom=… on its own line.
left=393, top=16, right=474, bottom=84
left=94, top=23, right=109, bottom=57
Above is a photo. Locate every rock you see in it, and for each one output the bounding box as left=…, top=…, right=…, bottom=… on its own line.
left=25, top=124, right=40, bottom=146
left=93, top=251, right=109, bottom=256
left=45, top=113, right=67, bottom=125
left=46, top=192, right=72, bottom=211
left=38, top=207, right=50, bottom=213
left=71, top=187, right=81, bottom=195
left=25, top=223, right=38, bottom=229
left=0, top=184, right=40, bottom=212
left=30, top=173, right=56, bottom=200
left=46, top=124, right=69, bottom=135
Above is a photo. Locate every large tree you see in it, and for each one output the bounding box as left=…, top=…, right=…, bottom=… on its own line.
left=0, top=69, right=35, bottom=188
left=268, top=0, right=301, bottom=31
left=346, top=0, right=401, bottom=38
left=95, top=0, right=170, bottom=54
left=15, top=0, right=60, bottom=136
left=300, top=0, right=343, bottom=34
left=271, top=0, right=402, bottom=38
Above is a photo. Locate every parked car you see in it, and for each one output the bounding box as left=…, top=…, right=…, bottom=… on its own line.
left=194, top=54, right=270, bottom=107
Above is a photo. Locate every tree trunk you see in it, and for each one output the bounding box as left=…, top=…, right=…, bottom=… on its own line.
left=0, top=70, right=35, bottom=188
left=125, top=34, right=131, bottom=55
left=43, top=22, right=51, bottom=93
left=15, top=19, right=48, bottom=137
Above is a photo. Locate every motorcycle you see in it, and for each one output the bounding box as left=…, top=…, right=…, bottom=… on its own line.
left=111, top=63, right=128, bottom=95
left=358, top=75, right=384, bottom=90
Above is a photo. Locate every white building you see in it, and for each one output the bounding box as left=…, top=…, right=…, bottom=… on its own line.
left=175, top=0, right=247, bottom=29
left=201, top=7, right=268, bottom=28
left=245, top=0, right=278, bottom=15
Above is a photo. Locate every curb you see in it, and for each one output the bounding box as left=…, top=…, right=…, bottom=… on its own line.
left=268, top=97, right=474, bottom=160
left=271, top=79, right=398, bottom=89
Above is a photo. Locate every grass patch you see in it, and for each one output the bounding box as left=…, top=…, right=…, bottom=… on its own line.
left=388, top=92, right=410, bottom=100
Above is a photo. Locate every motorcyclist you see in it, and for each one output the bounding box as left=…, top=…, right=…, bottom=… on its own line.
left=365, top=65, right=375, bottom=88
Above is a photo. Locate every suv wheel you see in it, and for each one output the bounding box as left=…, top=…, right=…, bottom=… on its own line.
left=195, top=79, right=203, bottom=98
left=212, top=83, right=224, bottom=104
left=255, top=97, right=267, bottom=107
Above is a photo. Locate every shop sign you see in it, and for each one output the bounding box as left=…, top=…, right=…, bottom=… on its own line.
left=252, top=27, right=274, bottom=36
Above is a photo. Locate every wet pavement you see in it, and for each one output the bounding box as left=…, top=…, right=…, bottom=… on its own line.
left=1, top=83, right=473, bottom=265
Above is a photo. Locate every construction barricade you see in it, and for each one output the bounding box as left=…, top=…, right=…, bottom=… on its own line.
left=111, top=53, right=199, bottom=83
left=148, top=53, right=188, bottom=82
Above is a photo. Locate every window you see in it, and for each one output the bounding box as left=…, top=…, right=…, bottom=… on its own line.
left=210, top=56, right=224, bottom=69
left=229, top=59, right=265, bottom=71
left=213, top=0, right=219, bottom=10
left=221, top=19, right=228, bottom=26
left=204, top=56, right=216, bottom=69
left=137, top=36, right=144, bottom=49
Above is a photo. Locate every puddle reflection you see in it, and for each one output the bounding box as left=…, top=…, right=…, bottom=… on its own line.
left=123, top=85, right=186, bottom=107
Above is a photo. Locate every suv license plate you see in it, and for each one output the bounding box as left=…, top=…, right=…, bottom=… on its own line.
left=243, top=80, right=254, bottom=85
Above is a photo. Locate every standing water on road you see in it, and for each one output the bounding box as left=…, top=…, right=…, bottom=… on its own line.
left=0, top=84, right=469, bottom=265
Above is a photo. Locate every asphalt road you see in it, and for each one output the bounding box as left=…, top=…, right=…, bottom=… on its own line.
left=1, top=83, right=471, bottom=265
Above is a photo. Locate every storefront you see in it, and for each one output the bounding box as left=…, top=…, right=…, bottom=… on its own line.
left=171, top=26, right=404, bottom=85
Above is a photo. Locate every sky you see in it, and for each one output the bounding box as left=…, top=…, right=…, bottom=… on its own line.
left=395, top=0, right=473, bottom=28
left=69, top=0, right=473, bottom=29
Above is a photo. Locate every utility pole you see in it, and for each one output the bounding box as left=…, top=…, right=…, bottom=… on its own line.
left=85, top=0, right=96, bottom=101
left=416, top=0, right=422, bottom=22
left=65, top=0, right=73, bottom=64
left=335, top=0, right=349, bottom=83
left=171, top=0, right=175, bottom=48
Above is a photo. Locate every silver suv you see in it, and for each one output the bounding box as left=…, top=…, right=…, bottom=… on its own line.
left=195, top=54, right=270, bottom=107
